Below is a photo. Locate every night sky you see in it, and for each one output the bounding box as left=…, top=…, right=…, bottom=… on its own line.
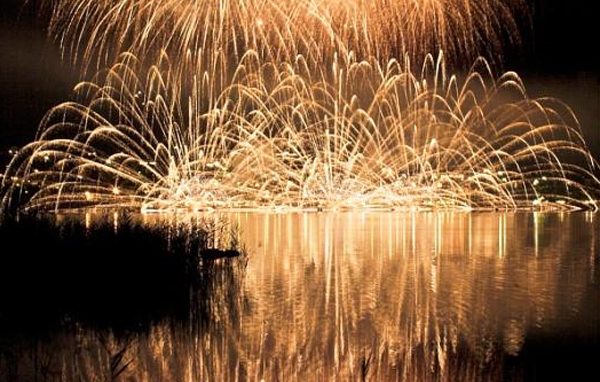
left=1, top=0, right=598, bottom=159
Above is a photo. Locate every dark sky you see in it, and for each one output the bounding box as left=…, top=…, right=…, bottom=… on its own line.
left=1, top=0, right=79, bottom=153
left=1, top=0, right=598, bottom=159
left=507, top=0, right=598, bottom=73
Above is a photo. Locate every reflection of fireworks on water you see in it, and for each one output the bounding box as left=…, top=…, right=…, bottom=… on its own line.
left=44, top=0, right=521, bottom=73
left=2, top=52, right=598, bottom=212
left=4, top=212, right=596, bottom=380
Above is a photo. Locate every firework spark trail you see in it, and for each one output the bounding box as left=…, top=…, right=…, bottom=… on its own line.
left=43, top=0, right=522, bottom=75
left=2, top=52, right=598, bottom=212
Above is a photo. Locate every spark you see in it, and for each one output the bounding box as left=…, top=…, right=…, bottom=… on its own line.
left=1, top=52, right=598, bottom=213
left=43, top=0, right=522, bottom=76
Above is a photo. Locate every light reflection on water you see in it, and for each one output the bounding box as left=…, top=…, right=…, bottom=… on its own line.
left=227, top=212, right=598, bottom=380
left=2, top=212, right=599, bottom=381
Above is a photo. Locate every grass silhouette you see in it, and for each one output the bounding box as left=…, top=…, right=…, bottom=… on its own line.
left=0, top=214, right=244, bottom=333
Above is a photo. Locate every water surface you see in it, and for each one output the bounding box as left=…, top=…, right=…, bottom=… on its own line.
left=1, top=212, right=598, bottom=381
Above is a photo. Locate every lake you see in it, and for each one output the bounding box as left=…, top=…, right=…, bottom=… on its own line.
left=1, top=212, right=598, bottom=381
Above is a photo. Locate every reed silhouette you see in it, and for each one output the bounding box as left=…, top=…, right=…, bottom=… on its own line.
left=0, top=215, right=245, bottom=333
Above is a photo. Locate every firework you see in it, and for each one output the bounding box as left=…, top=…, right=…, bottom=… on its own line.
left=43, top=0, right=522, bottom=75
left=2, top=52, right=598, bottom=212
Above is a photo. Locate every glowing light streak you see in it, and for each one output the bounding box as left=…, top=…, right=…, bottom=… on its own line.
left=1, top=52, right=598, bottom=213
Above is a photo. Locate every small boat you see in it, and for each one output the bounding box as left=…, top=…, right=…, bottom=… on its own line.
left=200, top=248, right=240, bottom=260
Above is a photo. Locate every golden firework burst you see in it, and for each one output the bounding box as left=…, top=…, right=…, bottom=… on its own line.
left=43, top=0, right=523, bottom=75
left=2, top=52, right=597, bottom=212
